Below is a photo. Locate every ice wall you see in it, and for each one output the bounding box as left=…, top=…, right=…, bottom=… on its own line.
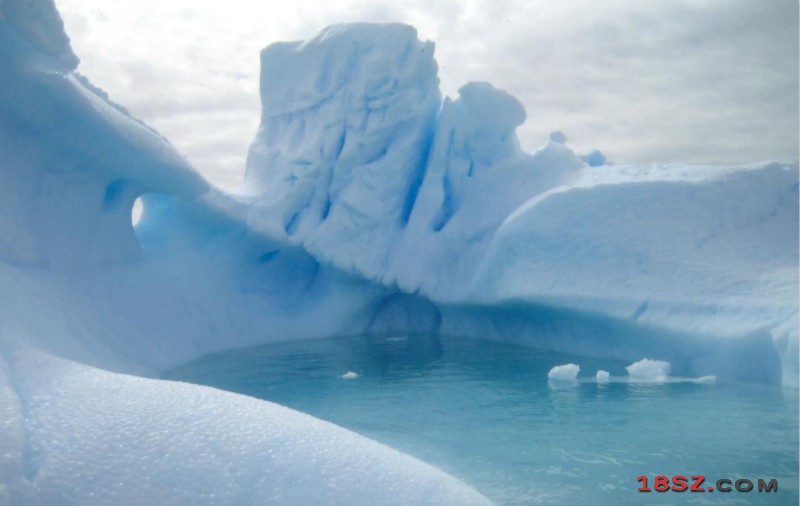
left=472, top=163, right=798, bottom=333
left=245, top=30, right=586, bottom=297
left=243, top=20, right=797, bottom=386
left=0, top=3, right=491, bottom=504
left=245, top=24, right=441, bottom=278
left=0, top=0, right=207, bottom=271
left=467, top=163, right=798, bottom=385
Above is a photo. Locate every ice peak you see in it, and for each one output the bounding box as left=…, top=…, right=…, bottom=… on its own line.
left=245, top=22, right=441, bottom=275
left=255, top=22, right=438, bottom=119
left=441, top=81, right=527, bottom=169
left=1, top=0, right=78, bottom=71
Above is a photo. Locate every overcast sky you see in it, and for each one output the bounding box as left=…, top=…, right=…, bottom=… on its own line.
left=56, top=0, right=798, bottom=191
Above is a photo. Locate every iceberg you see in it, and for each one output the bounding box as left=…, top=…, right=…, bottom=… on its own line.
left=0, top=3, right=488, bottom=504
left=0, top=0, right=797, bottom=503
left=548, top=363, right=580, bottom=381
left=625, top=358, right=672, bottom=383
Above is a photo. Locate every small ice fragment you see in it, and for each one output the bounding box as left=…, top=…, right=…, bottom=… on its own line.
left=626, top=358, right=671, bottom=382
left=548, top=363, right=580, bottom=381
left=694, top=375, right=716, bottom=383
left=341, top=371, right=359, bottom=380
left=596, top=370, right=610, bottom=382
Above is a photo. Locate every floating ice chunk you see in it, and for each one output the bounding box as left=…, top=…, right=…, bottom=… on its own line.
left=548, top=363, right=580, bottom=381
left=694, top=375, right=717, bottom=383
left=596, top=370, right=610, bottom=382
left=626, top=358, right=671, bottom=382
left=342, top=371, right=359, bottom=380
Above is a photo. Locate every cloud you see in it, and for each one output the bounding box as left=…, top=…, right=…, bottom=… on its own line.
left=55, top=0, right=798, bottom=190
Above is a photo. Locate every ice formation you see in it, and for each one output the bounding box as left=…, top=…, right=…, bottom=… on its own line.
left=626, top=359, right=672, bottom=382
left=0, top=0, right=797, bottom=503
left=596, top=370, right=611, bottom=382
left=694, top=375, right=717, bottom=383
left=548, top=364, right=581, bottom=381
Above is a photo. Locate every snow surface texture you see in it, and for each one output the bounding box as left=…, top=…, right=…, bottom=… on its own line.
left=3, top=350, right=487, bottom=505
left=0, top=0, right=798, bottom=504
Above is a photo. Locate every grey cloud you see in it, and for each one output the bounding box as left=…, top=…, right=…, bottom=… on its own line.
left=57, top=0, right=797, bottom=190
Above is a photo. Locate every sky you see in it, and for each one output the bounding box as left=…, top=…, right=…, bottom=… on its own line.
left=55, top=0, right=798, bottom=191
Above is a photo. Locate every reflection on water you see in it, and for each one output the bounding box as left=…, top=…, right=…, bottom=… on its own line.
left=165, top=334, right=799, bottom=505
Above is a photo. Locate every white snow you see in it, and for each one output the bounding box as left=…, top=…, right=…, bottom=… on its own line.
left=0, top=0, right=797, bottom=503
left=625, top=359, right=671, bottom=383
left=548, top=364, right=580, bottom=381
left=3, top=350, right=487, bottom=505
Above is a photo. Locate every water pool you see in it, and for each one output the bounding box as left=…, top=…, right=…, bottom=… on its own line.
left=164, top=334, right=798, bottom=505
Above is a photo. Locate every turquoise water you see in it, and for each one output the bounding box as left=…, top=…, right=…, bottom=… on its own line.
left=164, top=334, right=798, bottom=505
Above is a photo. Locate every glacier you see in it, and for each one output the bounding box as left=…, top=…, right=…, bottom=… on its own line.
left=0, top=0, right=797, bottom=504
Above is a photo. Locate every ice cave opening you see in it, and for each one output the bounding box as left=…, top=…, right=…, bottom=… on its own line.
left=132, top=196, right=143, bottom=227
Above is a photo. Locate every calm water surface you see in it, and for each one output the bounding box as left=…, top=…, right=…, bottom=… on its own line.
left=164, top=334, right=799, bottom=505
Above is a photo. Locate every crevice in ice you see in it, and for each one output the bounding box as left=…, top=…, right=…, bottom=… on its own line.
left=284, top=211, right=301, bottom=236
left=320, top=196, right=332, bottom=221
left=400, top=119, right=437, bottom=225
left=431, top=130, right=457, bottom=232
left=432, top=183, right=455, bottom=232
left=332, top=126, right=347, bottom=161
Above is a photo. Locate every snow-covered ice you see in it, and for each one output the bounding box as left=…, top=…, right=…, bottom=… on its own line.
left=596, top=370, right=611, bottom=382
left=625, top=358, right=672, bottom=382
left=0, top=0, right=797, bottom=503
left=548, top=363, right=580, bottom=381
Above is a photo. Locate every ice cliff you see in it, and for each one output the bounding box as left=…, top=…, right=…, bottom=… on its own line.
left=243, top=23, right=797, bottom=385
left=0, top=0, right=797, bottom=504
